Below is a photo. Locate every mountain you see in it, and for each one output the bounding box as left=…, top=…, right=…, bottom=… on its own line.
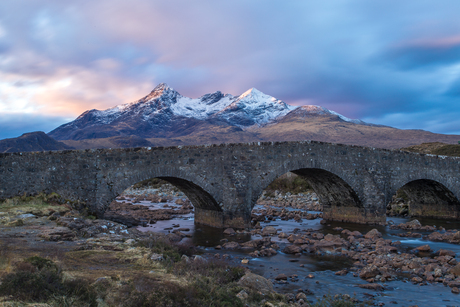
left=47, top=83, right=460, bottom=150
left=48, top=83, right=293, bottom=141
left=0, top=132, right=73, bottom=153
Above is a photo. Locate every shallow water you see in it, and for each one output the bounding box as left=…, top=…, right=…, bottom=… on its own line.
left=130, top=197, right=460, bottom=306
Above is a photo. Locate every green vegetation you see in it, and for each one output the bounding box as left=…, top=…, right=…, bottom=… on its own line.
left=0, top=256, right=98, bottom=306
left=0, top=238, right=288, bottom=307
left=431, top=144, right=460, bottom=157
left=266, top=173, right=312, bottom=195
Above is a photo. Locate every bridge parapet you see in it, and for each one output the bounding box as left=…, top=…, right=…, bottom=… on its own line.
left=1, top=141, right=459, bottom=228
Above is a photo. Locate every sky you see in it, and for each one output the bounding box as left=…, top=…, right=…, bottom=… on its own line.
left=0, top=1, right=460, bottom=139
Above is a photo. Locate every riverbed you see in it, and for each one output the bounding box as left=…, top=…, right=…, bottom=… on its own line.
left=115, top=191, right=460, bottom=307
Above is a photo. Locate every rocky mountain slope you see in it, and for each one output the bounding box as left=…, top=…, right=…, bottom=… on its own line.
left=0, top=132, right=73, bottom=153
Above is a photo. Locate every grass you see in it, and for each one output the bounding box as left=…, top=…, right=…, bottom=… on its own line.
left=401, top=142, right=460, bottom=157
left=0, top=237, right=281, bottom=306
left=0, top=256, right=99, bottom=306
left=0, top=193, right=71, bottom=217
left=307, top=294, right=372, bottom=307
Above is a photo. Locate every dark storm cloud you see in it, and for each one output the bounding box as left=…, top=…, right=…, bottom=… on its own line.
left=0, top=0, right=460, bottom=138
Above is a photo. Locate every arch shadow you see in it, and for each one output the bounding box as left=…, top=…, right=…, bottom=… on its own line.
left=393, top=179, right=460, bottom=220
left=255, top=168, right=380, bottom=224
left=107, top=175, right=223, bottom=228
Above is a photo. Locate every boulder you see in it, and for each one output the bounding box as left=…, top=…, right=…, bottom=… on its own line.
left=222, top=241, right=240, bottom=250
left=283, top=245, right=302, bottom=254
left=262, top=226, right=277, bottom=236
left=238, top=273, right=273, bottom=294
left=274, top=273, right=288, bottom=280
left=223, top=228, right=236, bottom=235
left=359, top=265, right=380, bottom=279
left=450, top=263, right=460, bottom=277
left=364, top=229, right=382, bottom=239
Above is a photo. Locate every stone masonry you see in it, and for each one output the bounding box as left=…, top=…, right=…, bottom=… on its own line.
left=1, top=141, right=459, bottom=228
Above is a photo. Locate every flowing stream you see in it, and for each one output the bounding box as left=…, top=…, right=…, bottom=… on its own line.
left=125, top=196, right=460, bottom=307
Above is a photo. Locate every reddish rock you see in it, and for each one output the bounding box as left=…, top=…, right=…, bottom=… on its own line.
left=414, top=244, right=431, bottom=252
left=438, top=249, right=456, bottom=257
left=262, top=226, right=277, bottom=236
left=427, top=232, right=443, bottom=241
left=359, top=265, right=380, bottom=279
left=450, top=263, right=460, bottom=277
left=283, top=245, right=302, bottom=254
left=223, top=228, right=236, bottom=235
left=357, top=283, right=385, bottom=291
left=274, top=273, right=288, bottom=280
left=364, top=229, right=382, bottom=239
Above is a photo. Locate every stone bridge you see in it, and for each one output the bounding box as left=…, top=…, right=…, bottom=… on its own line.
left=1, top=141, right=460, bottom=228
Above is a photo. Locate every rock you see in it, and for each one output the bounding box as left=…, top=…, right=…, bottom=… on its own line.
left=414, top=244, right=431, bottom=252
left=359, top=265, right=380, bottom=279
left=364, top=229, right=382, bottom=239
left=358, top=283, right=385, bottom=291
left=241, top=259, right=249, bottom=264
left=283, top=245, right=302, bottom=254
left=39, top=226, right=76, bottom=241
left=150, top=253, right=164, bottom=261
left=236, top=290, right=249, bottom=300
left=335, top=269, right=348, bottom=276
left=438, top=249, right=456, bottom=257
left=278, top=232, right=288, bottom=238
left=193, top=255, right=206, bottom=262
left=262, top=226, right=277, bottom=236
left=405, top=219, right=422, bottom=229
left=427, top=232, right=443, bottom=241
left=450, top=263, right=460, bottom=277
left=452, top=287, right=460, bottom=294
left=411, top=276, right=423, bottom=283
left=223, top=228, right=236, bottom=235
left=238, top=273, right=273, bottom=294
left=222, top=241, right=240, bottom=250
left=274, top=273, right=288, bottom=280
left=296, top=292, right=307, bottom=301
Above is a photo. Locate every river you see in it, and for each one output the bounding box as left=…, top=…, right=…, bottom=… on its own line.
left=121, top=194, right=460, bottom=307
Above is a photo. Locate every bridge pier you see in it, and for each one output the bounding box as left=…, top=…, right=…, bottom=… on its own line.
left=194, top=208, right=252, bottom=229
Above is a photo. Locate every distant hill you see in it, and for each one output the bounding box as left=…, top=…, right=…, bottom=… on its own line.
left=0, top=132, right=73, bottom=153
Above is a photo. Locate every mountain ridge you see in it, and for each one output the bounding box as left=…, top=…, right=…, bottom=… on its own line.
left=2, top=83, right=460, bottom=152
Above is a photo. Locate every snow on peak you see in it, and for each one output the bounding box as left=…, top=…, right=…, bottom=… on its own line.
left=70, top=83, right=366, bottom=128
left=144, top=83, right=180, bottom=101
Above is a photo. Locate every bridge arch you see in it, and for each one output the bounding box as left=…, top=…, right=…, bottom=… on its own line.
left=100, top=169, right=224, bottom=227
left=390, top=178, right=460, bottom=220
left=253, top=165, right=382, bottom=224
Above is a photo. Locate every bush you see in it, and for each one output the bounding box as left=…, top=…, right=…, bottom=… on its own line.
left=0, top=257, right=99, bottom=305
left=109, top=274, right=244, bottom=307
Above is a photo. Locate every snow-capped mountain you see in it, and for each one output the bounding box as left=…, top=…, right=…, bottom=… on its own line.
left=48, top=83, right=365, bottom=141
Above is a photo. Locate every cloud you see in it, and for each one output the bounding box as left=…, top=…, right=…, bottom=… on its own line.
left=1, top=0, right=460, bottom=138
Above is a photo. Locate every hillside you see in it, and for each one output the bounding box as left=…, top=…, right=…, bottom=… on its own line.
left=0, top=132, right=73, bottom=153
